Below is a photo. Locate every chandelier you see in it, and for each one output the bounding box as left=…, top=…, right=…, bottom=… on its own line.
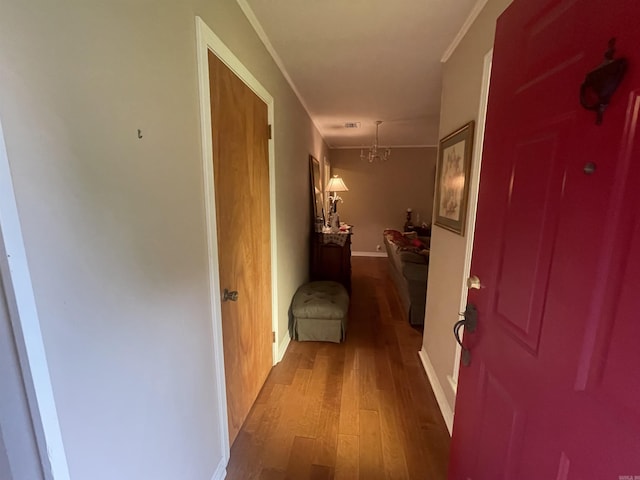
left=360, top=120, right=391, bottom=163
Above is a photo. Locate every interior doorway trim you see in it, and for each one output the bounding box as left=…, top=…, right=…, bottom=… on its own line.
left=195, top=16, right=278, bottom=464
left=448, top=48, right=493, bottom=399
left=0, top=115, right=70, bottom=478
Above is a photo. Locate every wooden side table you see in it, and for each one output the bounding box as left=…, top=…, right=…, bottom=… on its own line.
left=310, top=231, right=352, bottom=292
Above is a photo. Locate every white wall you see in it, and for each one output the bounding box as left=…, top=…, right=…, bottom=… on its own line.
left=0, top=1, right=327, bottom=478
left=421, top=0, right=513, bottom=429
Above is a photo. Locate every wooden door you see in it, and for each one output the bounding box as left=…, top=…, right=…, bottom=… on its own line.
left=208, top=52, right=273, bottom=445
left=450, top=1, right=640, bottom=478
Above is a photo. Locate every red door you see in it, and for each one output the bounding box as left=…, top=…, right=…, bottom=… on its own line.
left=450, top=1, right=640, bottom=478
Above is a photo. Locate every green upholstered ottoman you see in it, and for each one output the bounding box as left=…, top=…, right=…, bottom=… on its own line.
left=291, top=281, right=349, bottom=343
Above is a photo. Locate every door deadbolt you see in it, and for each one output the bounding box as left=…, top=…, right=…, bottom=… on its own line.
left=454, top=304, right=479, bottom=367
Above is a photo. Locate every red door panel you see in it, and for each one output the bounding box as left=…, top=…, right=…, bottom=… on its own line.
left=450, top=1, right=640, bottom=478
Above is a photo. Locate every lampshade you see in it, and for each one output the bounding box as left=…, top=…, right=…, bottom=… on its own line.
left=326, top=175, right=349, bottom=192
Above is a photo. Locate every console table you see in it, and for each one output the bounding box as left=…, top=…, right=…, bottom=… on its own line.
left=310, top=231, right=352, bottom=292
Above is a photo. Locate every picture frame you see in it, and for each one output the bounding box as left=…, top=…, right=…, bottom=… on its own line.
left=434, top=121, right=475, bottom=236
left=309, top=155, right=325, bottom=230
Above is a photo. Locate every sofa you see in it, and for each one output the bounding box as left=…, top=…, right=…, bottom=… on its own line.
left=383, top=230, right=430, bottom=326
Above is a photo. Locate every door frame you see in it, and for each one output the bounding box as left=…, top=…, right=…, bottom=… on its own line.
left=0, top=115, right=70, bottom=478
left=448, top=49, right=493, bottom=424
left=195, top=16, right=279, bottom=458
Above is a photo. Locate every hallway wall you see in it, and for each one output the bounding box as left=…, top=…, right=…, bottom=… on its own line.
left=0, top=1, right=326, bottom=478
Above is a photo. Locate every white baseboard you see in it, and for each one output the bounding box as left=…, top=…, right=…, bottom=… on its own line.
left=277, top=333, right=291, bottom=363
left=351, top=251, right=387, bottom=257
left=210, top=456, right=227, bottom=480
left=418, top=348, right=454, bottom=435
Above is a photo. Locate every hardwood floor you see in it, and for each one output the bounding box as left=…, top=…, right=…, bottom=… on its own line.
left=226, top=256, right=451, bottom=479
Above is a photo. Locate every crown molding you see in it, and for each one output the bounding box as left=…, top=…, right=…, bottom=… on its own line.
left=236, top=0, right=324, bottom=137
left=440, top=0, right=489, bottom=63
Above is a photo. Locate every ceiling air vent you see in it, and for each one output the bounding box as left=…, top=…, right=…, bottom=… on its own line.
left=344, top=122, right=361, bottom=129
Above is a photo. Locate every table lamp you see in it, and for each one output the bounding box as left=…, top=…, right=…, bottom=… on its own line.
left=326, top=175, right=348, bottom=232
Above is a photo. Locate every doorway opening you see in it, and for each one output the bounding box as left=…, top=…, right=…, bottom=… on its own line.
left=448, top=49, right=493, bottom=403
left=195, top=16, right=279, bottom=456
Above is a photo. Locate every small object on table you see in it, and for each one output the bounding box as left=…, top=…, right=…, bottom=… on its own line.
left=404, top=207, right=413, bottom=231
left=330, top=211, right=340, bottom=232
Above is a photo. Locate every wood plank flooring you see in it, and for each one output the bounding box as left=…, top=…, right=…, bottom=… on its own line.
left=226, top=257, right=450, bottom=479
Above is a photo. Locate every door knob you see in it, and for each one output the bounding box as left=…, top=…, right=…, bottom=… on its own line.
left=467, top=275, right=482, bottom=289
left=223, top=288, right=239, bottom=302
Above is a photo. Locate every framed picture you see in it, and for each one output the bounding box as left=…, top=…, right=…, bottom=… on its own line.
left=434, top=121, right=475, bottom=236
left=309, top=155, right=325, bottom=230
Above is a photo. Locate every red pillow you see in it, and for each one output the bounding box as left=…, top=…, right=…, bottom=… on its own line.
left=411, top=238, right=425, bottom=249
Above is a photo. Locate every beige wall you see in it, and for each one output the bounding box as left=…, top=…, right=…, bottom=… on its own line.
left=330, top=147, right=437, bottom=253
left=0, top=1, right=326, bottom=478
left=421, top=0, right=513, bottom=426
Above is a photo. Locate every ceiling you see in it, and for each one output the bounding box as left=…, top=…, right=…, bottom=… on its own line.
left=239, top=0, right=480, bottom=148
